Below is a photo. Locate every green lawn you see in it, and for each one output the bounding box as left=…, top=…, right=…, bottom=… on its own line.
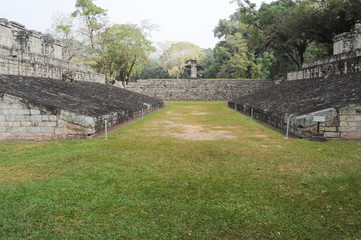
left=1, top=102, right=360, bottom=239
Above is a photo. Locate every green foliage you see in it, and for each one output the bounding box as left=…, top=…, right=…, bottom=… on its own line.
left=229, top=0, right=361, bottom=71
left=135, top=60, right=170, bottom=79
left=72, top=0, right=107, bottom=27
left=106, top=24, right=155, bottom=84
left=60, top=0, right=155, bottom=83
left=0, top=102, right=360, bottom=239
left=160, top=42, right=206, bottom=79
left=199, top=48, right=215, bottom=77
left=210, top=23, right=276, bottom=79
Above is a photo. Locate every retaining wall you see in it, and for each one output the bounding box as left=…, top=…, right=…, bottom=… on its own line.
left=126, top=79, right=274, bottom=101
left=0, top=52, right=105, bottom=83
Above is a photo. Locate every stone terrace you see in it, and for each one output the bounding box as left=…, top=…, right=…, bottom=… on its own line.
left=0, top=75, right=164, bottom=141
left=229, top=73, right=361, bottom=139
left=127, top=79, right=274, bottom=101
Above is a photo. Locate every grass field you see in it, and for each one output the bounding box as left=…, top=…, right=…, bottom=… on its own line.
left=0, top=102, right=360, bottom=239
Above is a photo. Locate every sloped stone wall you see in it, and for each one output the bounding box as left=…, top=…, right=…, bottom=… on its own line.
left=0, top=76, right=164, bottom=141
left=229, top=73, right=361, bottom=140
left=127, top=79, right=274, bottom=101
left=0, top=93, right=162, bottom=141
left=0, top=94, right=89, bottom=141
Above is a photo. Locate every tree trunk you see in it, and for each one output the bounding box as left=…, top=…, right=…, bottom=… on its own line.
left=126, top=57, right=137, bottom=85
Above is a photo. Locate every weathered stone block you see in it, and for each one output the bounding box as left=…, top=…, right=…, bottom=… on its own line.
left=325, top=127, right=337, bottom=132
left=29, top=115, right=42, bottom=121
left=46, top=122, right=57, bottom=127
left=30, top=109, right=41, bottom=115
left=325, top=120, right=339, bottom=127
left=353, top=116, right=361, bottom=121
left=15, top=116, right=25, bottom=121
left=324, top=132, right=340, bottom=138
left=341, top=132, right=361, bottom=139
left=6, top=115, right=15, bottom=121
left=348, top=121, right=361, bottom=127
left=340, top=126, right=357, bottom=132
left=41, top=127, right=55, bottom=133
left=49, top=115, right=57, bottom=121
left=340, top=115, right=354, bottom=121
left=340, top=121, right=348, bottom=127
left=17, top=109, right=30, bottom=115
left=20, top=122, right=31, bottom=127
left=55, top=128, right=64, bottom=135
left=60, top=110, right=96, bottom=129
left=64, top=123, right=87, bottom=135
left=8, top=109, right=17, bottom=115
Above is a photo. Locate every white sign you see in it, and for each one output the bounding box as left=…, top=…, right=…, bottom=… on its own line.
left=313, top=116, right=326, bottom=122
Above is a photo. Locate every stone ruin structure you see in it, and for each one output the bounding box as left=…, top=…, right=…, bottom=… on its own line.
left=0, top=18, right=105, bottom=83
left=185, top=60, right=202, bottom=79
left=230, top=24, right=361, bottom=140
left=287, top=23, right=361, bottom=80
left=0, top=19, right=164, bottom=141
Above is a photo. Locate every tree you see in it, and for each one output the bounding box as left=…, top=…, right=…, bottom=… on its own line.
left=135, top=60, right=170, bottom=79
left=72, top=0, right=112, bottom=81
left=106, top=24, right=155, bottom=86
left=232, top=0, right=316, bottom=69
left=200, top=48, right=215, bottom=78
left=49, top=12, right=84, bottom=61
left=231, top=0, right=361, bottom=69
left=211, top=31, right=275, bottom=79
left=160, top=42, right=205, bottom=79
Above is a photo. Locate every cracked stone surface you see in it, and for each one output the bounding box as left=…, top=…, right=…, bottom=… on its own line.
left=230, top=72, right=361, bottom=116
left=0, top=75, right=164, bottom=117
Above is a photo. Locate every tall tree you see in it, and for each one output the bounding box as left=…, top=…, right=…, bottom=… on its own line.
left=232, top=0, right=361, bottom=69
left=72, top=0, right=111, bottom=80
left=106, top=24, right=155, bottom=86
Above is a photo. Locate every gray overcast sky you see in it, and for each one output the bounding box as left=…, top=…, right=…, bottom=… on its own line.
left=0, top=0, right=269, bottom=49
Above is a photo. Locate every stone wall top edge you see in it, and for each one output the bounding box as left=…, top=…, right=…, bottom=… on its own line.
left=302, top=49, right=361, bottom=68
left=333, top=31, right=356, bottom=42
left=136, top=79, right=271, bottom=81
